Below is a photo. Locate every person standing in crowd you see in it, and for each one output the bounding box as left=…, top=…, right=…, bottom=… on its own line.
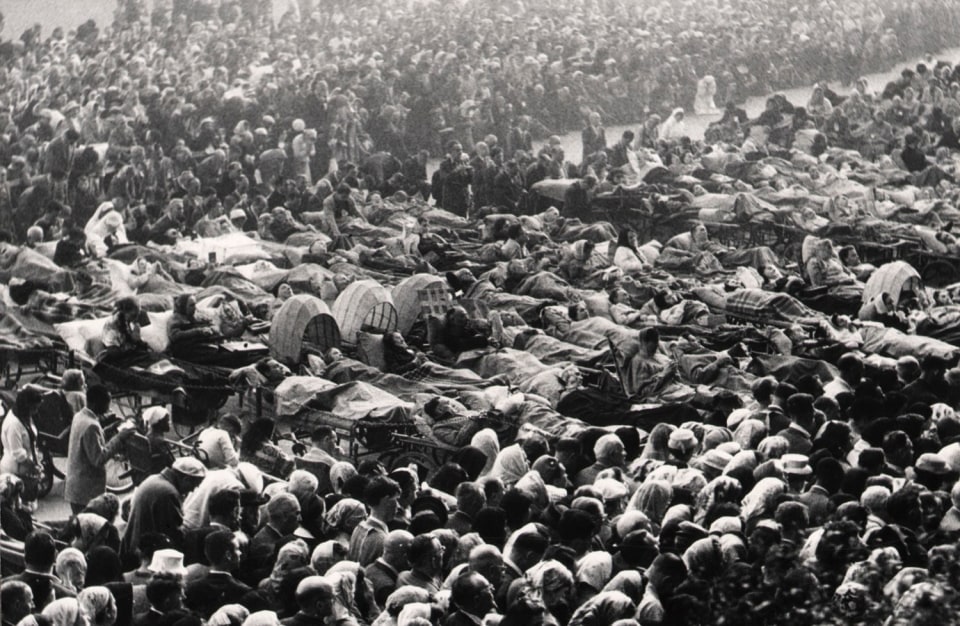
left=65, top=385, right=133, bottom=514
left=120, top=457, right=207, bottom=562
left=195, top=414, right=243, bottom=471
left=581, top=112, right=607, bottom=164
left=0, top=388, right=43, bottom=507
left=348, top=476, right=401, bottom=566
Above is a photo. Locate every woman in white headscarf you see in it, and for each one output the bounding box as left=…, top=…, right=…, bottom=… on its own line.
left=55, top=548, right=87, bottom=594
left=488, top=443, right=529, bottom=487
left=41, top=598, right=88, bottom=626
left=77, top=586, right=117, bottom=626
left=470, top=429, right=500, bottom=476
left=85, top=202, right=129, bottom=257
left=659, top=108, right=689, bottom=142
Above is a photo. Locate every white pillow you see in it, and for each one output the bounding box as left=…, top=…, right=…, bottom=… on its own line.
left=56, top=311, right=174, bottom=356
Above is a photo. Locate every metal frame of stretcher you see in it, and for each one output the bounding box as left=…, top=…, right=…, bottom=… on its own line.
left=902, top=246, right=960, bottom=288
left=0, top=348, right=74, bottom=389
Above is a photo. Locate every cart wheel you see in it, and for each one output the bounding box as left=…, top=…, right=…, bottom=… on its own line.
left=105, top=456, right=134, bottom=494
left=921, top=261, right=956, bottom=288
left=388, top=451, right=435, bottom=475
left=37, top=448, right=55, bottom=500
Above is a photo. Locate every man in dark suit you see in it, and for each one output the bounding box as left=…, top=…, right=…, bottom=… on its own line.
left=1, top=531, right=74, bottom=610
left=183, top=489, right=241, bottom=566
left=133, top=574, right=191, bottom=626
left=444, top=571, right=497, bottom=626
left=242, top=492, right=300, bottom=585
left=777, top=393, right=816, bottom=455
left=185, top=530, right=252, bottom=619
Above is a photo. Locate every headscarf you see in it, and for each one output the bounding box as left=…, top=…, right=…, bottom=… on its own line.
left=325, top=498, right=367, bottom=532
left=526, top=559, right=575, bottom=598
left=576, top=551, right=613, bottom=592
left=601, top=570, right=644, bottom=597
left=72, top=513, right=110, bottom=552
left=311, top=540, right=347, bottom=574
left=41, top=598, right=86, bottom=626
left=326, top=570, right=365, bottom=624
left=489, top=443, right=529, bottom=487
left=397, top=603, right=432, bottom=626
left=55, top=548, right=87, bottom=593
left=514, top=470, right=548, bottom=510
left=262, top=539, right=310, bottom=588
left=470, top=429, right=500, bottom=476
left=77, top=586, right=115, bottom=626
left=209, top=604, right=251, bottom=626
left=694, top=476, right=743, bottom=525
left=740, top=477, right=787, bottom=524
left=733, top=419, right=767, bottom=450
left=640, top=424, right=676, bottom=461
left=329, top=462, right=359, bottom=494
left=242, top=610, right=282, bottom=626
left=567, top=591, right=636, bottom=626
left=371, top=588, right=432, bottom=626
left=682, top=537, right=724, bottom=580
left=626, top=479, right=673, bottom=529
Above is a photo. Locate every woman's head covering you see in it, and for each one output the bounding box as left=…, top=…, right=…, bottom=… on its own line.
left=41, top=598, right=86, bottom=626
left=627, top=479, right=673, bottom=529
left=77, top=586, right=116, bottom=626
left=209, top=604, right=251, bottom=626
left=384, top=587, right=432, bottom=617
left=242, top=610, right=282, bottom=626
left=526, top=559, right=575, bottom=595
left=682, top=536, right=724, bottom=580
left=640, top=423, right=677, bottom=461
left=329, top=462, right=358, bottom=494
left=733, top=419, right=767, bottom=450
left=694, top=476, right=743, bottom=525
left=601, top=570, right=644, bottom=597
left=576, top=551, right=613, bottom=591
left=397, top=603, right=432, bottom=626
left=740, top=477, right=787, bottom=524
left=470, top=429, right=500, bottom=476
left=265, top=539, right=310, bottom=586
left=489, top=443, right=530, bottom=487
left=311, top=540, right=348, bottom=575
left=55, top=548, right=87, bottom=590
left=567, top=591, right=636, bottom=626
left=324, top=498, right=366, bottom=532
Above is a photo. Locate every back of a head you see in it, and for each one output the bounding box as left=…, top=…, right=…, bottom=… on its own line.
left=364, top=476, right=401, bottom=508
left=455, top=482, right=486, bottom=516
left=24, top=530, right=57, bottom=570
left=296, top=575, right=333, bottom=612
left=204, top=530, right=236, bottom=566
left=451, top=571, right=486, bottom=609
left=520, top=437, right=549, bottom=465
left=407, top=534, right=437, bottom=567
left=146, top=573, right=183, bottom=608
left=208, top=489, right=241, bottom=519
left=383, top=530, right=414, bottom=557
left=85, top=385, right=111, bottom=413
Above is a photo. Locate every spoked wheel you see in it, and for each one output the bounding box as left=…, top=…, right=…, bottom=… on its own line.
left=921, top=260, right=957, bottom=288
left=387, top=451, right=436, bottom=477
left=105, top=455, right=134, bottom=494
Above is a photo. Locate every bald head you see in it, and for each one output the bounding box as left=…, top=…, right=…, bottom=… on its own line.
left=469, top=544, right=503, bottom=589
left=383, top=529, right=414, bottom=568
left=296, top=576, right=334, bottom=616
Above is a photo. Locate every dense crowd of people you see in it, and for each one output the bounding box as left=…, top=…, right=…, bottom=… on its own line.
left=7, top=1, right=960, bottom=626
